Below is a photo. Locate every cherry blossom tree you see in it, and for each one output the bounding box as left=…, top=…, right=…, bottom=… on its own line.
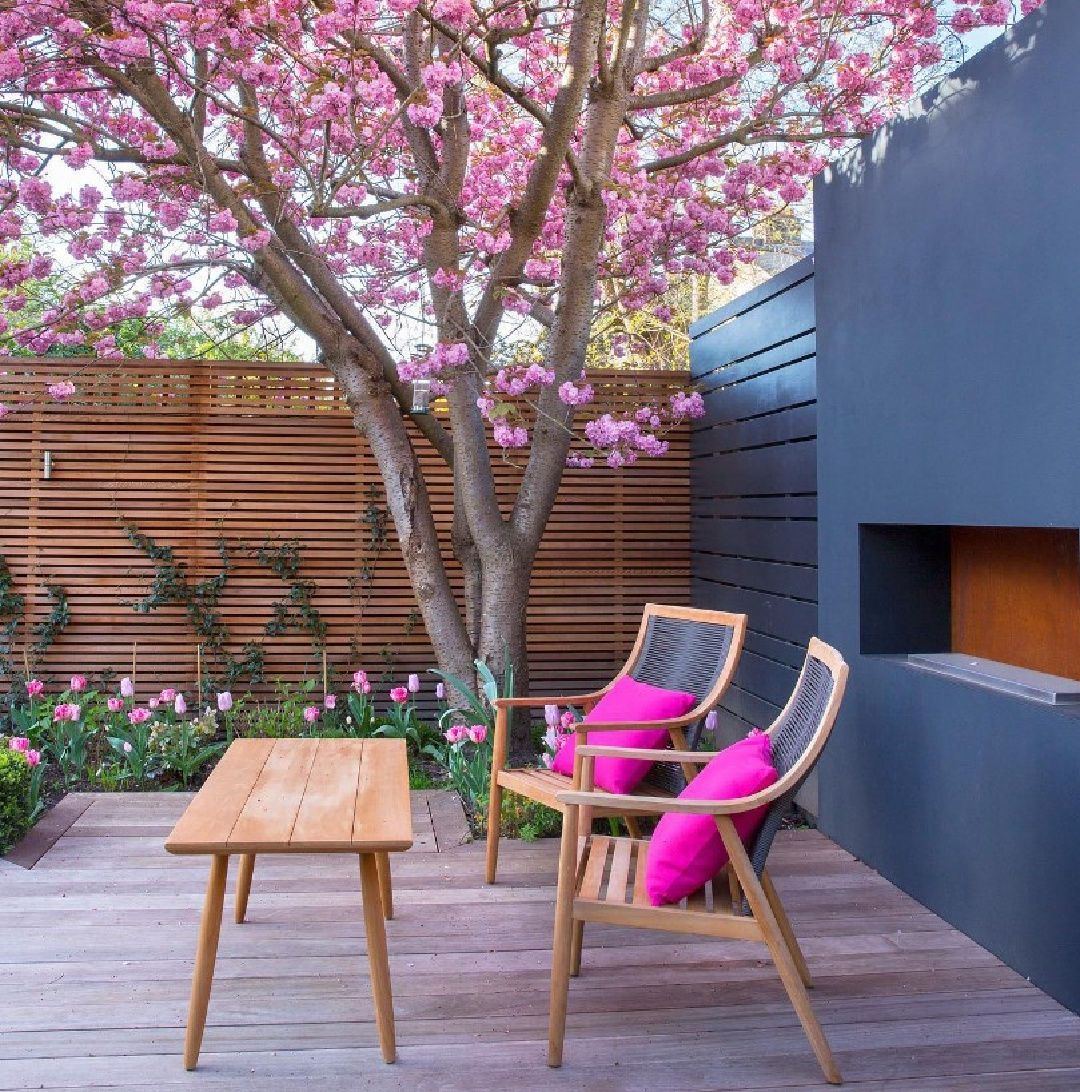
left=0, top=0, right=1023, bottom=738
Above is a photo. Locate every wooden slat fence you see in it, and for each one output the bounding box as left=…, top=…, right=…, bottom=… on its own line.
left=689, top=257, right=818, bottom=744
left=0, top=361, right=689, bottom=701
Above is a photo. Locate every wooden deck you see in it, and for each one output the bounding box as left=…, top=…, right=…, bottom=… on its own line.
left=2, top=792, right=1079, bottom=1091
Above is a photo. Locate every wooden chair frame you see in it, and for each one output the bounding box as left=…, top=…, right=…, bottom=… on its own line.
left=485, top=604, right=747, bottom=884
left=547, top=638, right=849, bottom=1085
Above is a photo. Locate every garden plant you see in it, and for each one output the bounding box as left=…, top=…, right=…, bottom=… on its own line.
left=0, top=0, right=1023, bottom=751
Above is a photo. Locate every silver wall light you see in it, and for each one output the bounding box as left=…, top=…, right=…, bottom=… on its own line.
left=43, top=451, right=53, bottom=480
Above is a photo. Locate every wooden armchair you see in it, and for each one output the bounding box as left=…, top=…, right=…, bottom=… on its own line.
left=485, top=603, right=747, bottom=884
left=547, top=638, right=849, bottom=1085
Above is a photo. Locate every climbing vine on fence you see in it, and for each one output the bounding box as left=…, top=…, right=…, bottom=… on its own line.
left=254, top=538, right=327, bottom=653
left=31, top=583, right=70, bottom=657
left=122, top=523, right=265, bottom=691
left=0, top=554, right=24, bottom=677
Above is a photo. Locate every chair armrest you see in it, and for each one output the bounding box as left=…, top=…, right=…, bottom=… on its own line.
left=576, top=744, right=720, bottom=763
left=555, top=784, right=782, bottom=816
left=568, top=713, right=698, bottom=734
left=493, top=691, right=605, bottom=709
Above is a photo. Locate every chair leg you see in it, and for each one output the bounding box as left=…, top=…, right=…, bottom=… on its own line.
left=762, top=869, right=811, bottom=988
left=719, top=819, right=842, bottom=1086
left=624, top=816, right=643, bottom=839
left=570, top=920, right=584, bottom=977
left=547, top=806, right=580, bottom=1067
left=485, top=778, right=503, bottom=884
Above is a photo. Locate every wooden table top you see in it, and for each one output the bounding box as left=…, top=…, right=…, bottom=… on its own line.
left=165, top=738, right=414, bottom=855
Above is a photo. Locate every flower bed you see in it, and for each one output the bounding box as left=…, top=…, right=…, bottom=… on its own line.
left=1, top=659, right=565, bottom=850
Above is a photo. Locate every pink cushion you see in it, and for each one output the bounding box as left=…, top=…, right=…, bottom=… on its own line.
left=551, top=676, right=697, bottom=794
left=645, top=730, right=777, bottom=906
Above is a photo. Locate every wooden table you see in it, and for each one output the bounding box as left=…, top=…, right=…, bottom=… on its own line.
left=165, top=737, right=413, bottom=1069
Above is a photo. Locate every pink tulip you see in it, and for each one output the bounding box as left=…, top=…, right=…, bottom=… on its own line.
left=148, top=697, right=159, bottom=710
left=303, top=705, right=320, bottom=723
left=352, top=670, right=369, bottom=693
left=8, top=736, right=29, bottom=752
left=26, top=749, right=41, bottom=767
left=466, top=724, right=487, bottom=744
left=159, top=687, right=177, bottom=702
left=107, top=697, right=124, bottom=712
left=122, top=741, right=133, bottom=753
left=216, top=691, right=233, bottom=712
left=324, top=694, right=336, bottom=709
left=444, top=725, right=466, bottom=744
left=26, top=678, right=44, bottom=698
left=128, top=708, right=151, bottom=724
left=69, top=704, right=81, bottom=721
left=436, top=682, right=445, bottom=701
left=704, top=710, right=718, bottom=734
left=174, top=694, right=187, bottom=715
left=70, top=674, right=87, bottom=692
left=407, top=673, right=420, bottom=693
left=53, top=703, right=78, bottom=722
left=544, top=704, right=559, bottom=726
left=390, top=686, right=408, bottom=704
left=541, top=753, right=554, bottom=769
left=120, top=677, right=134, bottom=698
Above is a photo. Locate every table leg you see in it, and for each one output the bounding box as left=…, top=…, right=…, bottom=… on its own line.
left=359, top=853, right=396, bottom=1063
left=184, top=854, right=229, bottom=1070
left=235, top=853, right=256, bottom=924
left=375, top=851, right=393, bottom=920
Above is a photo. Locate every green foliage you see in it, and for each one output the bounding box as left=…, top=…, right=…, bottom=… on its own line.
left=495, top=794, right=562, bottom=841
left=122, top=524, right=265, bottom=693
left=148, top=712, right=225, bottom=787
left=31, top=583, right=70, bottom=657
left=0, top=555, right=24, bottom=678
left=254, top=539, right=327, bottom=652
left=0, top=747, right=32, bottom=853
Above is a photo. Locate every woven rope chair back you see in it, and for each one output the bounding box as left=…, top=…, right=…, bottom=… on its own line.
left=628, top=614, right=735, bottom=794
left=745, top=653, right=836, bottom=889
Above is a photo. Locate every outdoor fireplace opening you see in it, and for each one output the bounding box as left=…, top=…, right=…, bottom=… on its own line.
left=860, top=524, right=1080, bottom=702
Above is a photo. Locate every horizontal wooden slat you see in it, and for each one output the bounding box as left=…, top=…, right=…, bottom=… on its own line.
left=1, top=362, right=691, bottom=698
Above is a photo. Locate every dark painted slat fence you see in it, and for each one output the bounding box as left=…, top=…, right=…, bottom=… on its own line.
left=689, top=258, right=818, bottom=764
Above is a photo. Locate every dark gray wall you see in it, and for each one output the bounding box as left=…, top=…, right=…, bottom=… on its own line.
left=815, top=0, right=1080, bottom=1012
left=689, top=261, right=818, bottom=779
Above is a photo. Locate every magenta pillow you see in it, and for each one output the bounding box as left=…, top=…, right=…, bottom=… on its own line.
left=645, top=730, right=777, bottom=906
left=551, top=675, right=697, bottom=794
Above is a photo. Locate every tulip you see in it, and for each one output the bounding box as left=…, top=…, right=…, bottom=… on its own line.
left=444, top=725, right=466, bottom=744
left=120, top=677, right=134, bottom=698
left=26, top=678, right=44, bottom=698
left=216, top=691, right=233, bottom=712
left=466, top=724, right=487, bottom=744
left=704, top=710, right=718, bottom=734
left=70, top=674, right=87, bottom=693
left=69, top=704, right=81, bottom=721
left=159, top=687, right=177, bottom=703
left=435, top=682, right=445, bottom=701
left=390, top=686, right=408, bottom=703
left=407, top=673, right=420, bottom=693
left=8, top=737, right=29, bottom=752
left=128, top=708, right=151, bottom=724
left=544, top=704, right=560, bottom=727
left=352, top=670, right=369, bottom=693
left=324, top=694, right=336, bottom=709
left=107, top=697, right=124, bottom=712
left=26, top=749, right=41, bottom=767
left=303, top=705, right=320, bottom=723
left=148, top=697, right=159, bottom=710
left=122, top=741, right=133, bottom=753
left=174, top=694, right=187, bottom=715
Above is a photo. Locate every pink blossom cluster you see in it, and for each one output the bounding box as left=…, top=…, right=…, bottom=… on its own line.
left=0, top=0, right=1013, bottom=444
left=52, top=703, right=81, bottom=722
left=352, top=670, right=372, bottom=695
left=8, top=736, right=41, bottom=766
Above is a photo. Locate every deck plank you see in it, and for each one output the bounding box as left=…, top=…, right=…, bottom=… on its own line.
left=3, top=792, right=1079, bottom=1091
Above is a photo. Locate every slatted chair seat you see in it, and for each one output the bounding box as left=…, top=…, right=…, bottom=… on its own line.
left=547, top=638, right=850, bottom=1086
left=485, top=604, right=748, bottom=884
